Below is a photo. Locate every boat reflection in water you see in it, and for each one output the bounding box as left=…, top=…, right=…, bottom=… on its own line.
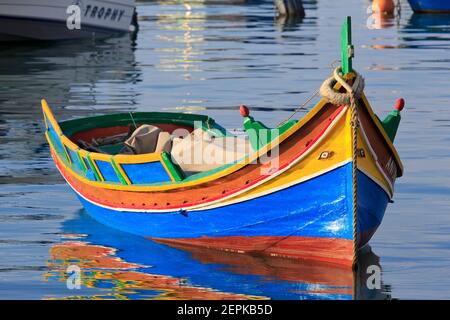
left=44, top=210, right=392, bottom=300
left=406, top=13, right=450, bottom=32
left=398, top=13, right=450, bottom=50
left=368, top=11, right=397, bottom=30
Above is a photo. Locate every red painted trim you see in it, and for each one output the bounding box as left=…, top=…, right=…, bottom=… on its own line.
left=70, top=124, right=193, bottom=143
left=71, top=126, right=130, bottom=143
left=151, top=236, right=354, bottom=268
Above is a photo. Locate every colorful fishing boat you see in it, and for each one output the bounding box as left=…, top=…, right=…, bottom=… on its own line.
left=41, top=17, right=404, bottom=268
left=407, top=0, right=450, bottom=13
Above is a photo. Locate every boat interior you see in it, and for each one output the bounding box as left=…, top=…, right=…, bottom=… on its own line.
left=59, top=111, right=286, bottom=178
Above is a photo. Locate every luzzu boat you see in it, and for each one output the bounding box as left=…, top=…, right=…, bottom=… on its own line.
left=42, top=18, right=404, bottom=268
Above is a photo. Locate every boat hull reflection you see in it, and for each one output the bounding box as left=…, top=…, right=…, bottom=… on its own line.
left=45, top=210, right=392, bottom=300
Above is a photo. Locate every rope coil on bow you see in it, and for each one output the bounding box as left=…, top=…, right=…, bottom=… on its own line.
left=319, top=67, right=365, bottom=106
left=320, top=67, right=365, bottom=270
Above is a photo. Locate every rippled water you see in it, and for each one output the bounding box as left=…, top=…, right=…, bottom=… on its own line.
left=1, top=0, right=450, bottom=299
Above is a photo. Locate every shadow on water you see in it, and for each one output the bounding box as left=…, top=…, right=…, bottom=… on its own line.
left=275, top=14, right=304, bottom=32
left=0, top=35, right=140, bottom=117
left=44, top=210, right=392, bottom=300
left=407, top=13, right=450, bottom=29
left=0, top=34, right=140, bottom=185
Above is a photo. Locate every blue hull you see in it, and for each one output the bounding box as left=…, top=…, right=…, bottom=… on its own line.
left=75, top=163, right=389, bottom=247
left=408, top=0, right=450, bottom=12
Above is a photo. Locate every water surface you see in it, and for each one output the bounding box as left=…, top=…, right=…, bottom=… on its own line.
left=1, top=0, right=450, bottom=299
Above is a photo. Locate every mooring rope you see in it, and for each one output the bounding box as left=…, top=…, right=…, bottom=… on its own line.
left=276, top=66, right=364, bottom=271
left=350, top=93, right=360, bottom=271
left=276, top=90, right=319, bottom=127
left=129, top=112, right=138, bottom=129
left=276, top=60, right=341, bottom=127
left=319, top=67, right=365, bottom=271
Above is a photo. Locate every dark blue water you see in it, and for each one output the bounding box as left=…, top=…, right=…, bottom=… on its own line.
left=1, top=0, right=450, bottom=299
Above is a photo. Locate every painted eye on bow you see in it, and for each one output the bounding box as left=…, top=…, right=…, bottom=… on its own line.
left=358, top=149, right=366, bottom=158
left=318, top=151, right=334, bottom=160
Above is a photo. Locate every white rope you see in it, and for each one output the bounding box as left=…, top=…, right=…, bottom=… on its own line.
left=319, top=67, right=365, bottom=106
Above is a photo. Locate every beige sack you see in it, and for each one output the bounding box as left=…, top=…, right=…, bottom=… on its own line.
left=171, top=129, right=251, bottom=174
left=124, top=125, right=161, bottom=154
left=154, top=131, right=172, bottom=153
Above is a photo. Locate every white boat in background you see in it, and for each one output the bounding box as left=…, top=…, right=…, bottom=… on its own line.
left=0, top=0, right=136, bottom=41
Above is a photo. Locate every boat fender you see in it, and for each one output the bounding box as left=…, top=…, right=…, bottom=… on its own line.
left=372, top=0, right=395, bottom=14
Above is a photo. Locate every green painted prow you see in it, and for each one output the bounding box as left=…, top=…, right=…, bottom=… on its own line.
left=341, top=16, right=354, bottom=76
left=239, top=105, right=297, bottom=151
left=340, top=17, right=403, bottom=143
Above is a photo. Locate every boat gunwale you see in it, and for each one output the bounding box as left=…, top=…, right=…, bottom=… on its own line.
left=359, top=93, right=403, bottom=177
left=50, top=104, right=351, bottom=212
left=42, top=80, right=403, bottom=193
left=48, top=104, right=396, bottom=214
left=42, top=97, right=333, bottom=191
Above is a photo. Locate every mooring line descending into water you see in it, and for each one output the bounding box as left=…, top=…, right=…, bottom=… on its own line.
left=319, top=67, right=365, bottom=273
left=350, top=87, right=360, bottom=299
left=350, top=88, right=360, bottom=271
left=277, top=62, right=365, bottom=273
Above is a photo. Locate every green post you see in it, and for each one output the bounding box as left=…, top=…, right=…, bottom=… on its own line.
left=341, top=16, right=354, bottom=75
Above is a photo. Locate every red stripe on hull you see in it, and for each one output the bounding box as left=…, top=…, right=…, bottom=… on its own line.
left=71, top=125, right=131, bottom=143
left=150, top=236, right=354, bottom=268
